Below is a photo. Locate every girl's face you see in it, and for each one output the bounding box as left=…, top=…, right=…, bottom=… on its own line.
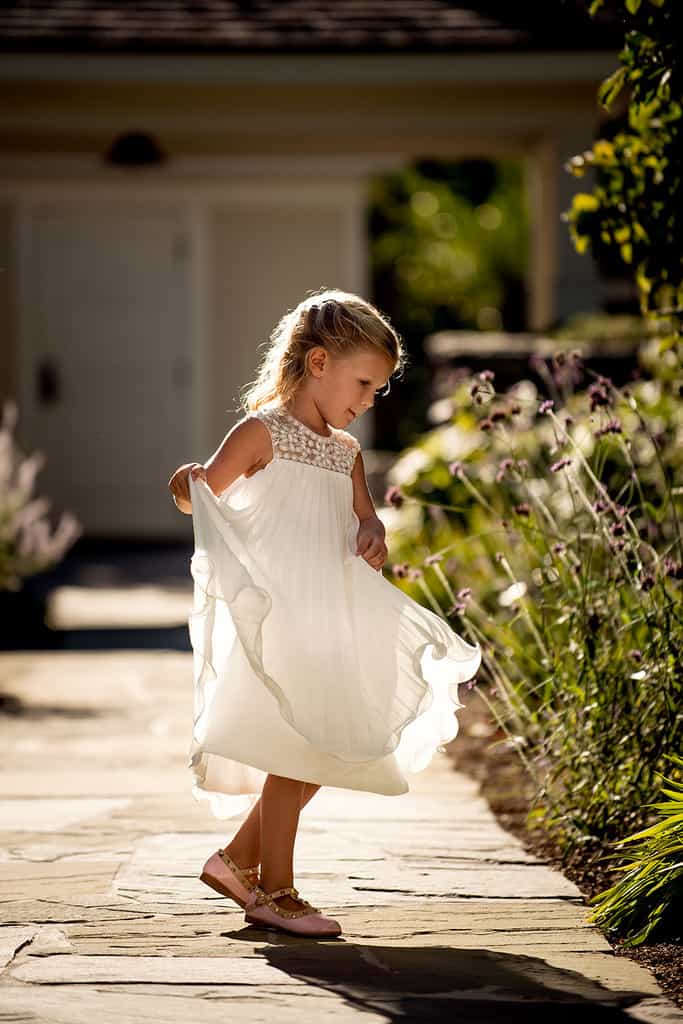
left=315, top=348, right=394, bottom=427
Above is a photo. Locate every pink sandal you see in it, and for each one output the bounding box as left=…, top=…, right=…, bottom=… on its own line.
left=199, top=847, right=260, bottom=909
left=244, top=884, right=342, bottom=937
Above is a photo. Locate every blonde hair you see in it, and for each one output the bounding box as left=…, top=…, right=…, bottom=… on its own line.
left=240, top=287, right=407, bottom=413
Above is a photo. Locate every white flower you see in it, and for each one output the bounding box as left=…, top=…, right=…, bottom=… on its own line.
left=387, top=448, right=431, bottom=486
left=435, top=424, right=477, bottom=461
left=498, top=581, right=527, bottom=607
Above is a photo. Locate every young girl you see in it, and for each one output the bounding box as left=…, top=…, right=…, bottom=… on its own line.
left=168, top=288, right=481, bottom=938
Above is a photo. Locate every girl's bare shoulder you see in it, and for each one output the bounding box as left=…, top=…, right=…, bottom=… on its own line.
left=232, top=411, right=274, bottom=455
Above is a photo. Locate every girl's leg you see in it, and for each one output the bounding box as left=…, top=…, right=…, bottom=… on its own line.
left=224, top=780, right=320, bottom=872
left=258, top=773, right=312, bottom=913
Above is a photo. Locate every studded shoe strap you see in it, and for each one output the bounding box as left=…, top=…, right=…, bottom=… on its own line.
left=265, top=886, right=298, bottom=900
left=251, top=884, right=320, bottom=916
left=217, top=848, right=255, bottom=886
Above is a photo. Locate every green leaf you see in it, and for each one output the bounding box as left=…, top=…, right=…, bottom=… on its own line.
left=626, top=0, right=642, bottom=12
left=598, top=66, right=627, bottom=110
left=618, top=812, right=683, bottom=842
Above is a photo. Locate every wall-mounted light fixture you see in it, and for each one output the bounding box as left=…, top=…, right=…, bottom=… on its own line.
left=104, top=131, right=167, bottom=167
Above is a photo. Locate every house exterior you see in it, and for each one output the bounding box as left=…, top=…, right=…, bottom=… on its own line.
left=0, top=2, right=619, bottom=538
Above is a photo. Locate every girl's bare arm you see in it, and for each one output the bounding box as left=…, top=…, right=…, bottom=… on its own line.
left=168, top=417, right=270, bottom=514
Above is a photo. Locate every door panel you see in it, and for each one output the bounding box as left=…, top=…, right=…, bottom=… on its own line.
left=21, top=200, right=193, bottom=536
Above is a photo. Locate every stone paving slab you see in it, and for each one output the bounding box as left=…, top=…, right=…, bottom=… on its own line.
left=1, top=650, right=681, bottom=1023
left=0, top=797, right=132, bottom=832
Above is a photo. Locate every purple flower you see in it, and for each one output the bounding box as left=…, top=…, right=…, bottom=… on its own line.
left=448, top=460, right=466, bottom=478
left=663, top=558, right=683, bottom=579
left=550, top=457, right=571, bottom=473
left=457, top=587, right=472, bottom=600
left=479, top=369, right=495, bottom=382
left=588, top=377, right=613, bottom=411
left=595, top=418, right=622, bottom=438
left=425, top=553, right=443, bottom=566
left=513, top=502, right=531, bottom=517
left=495, top=457, right=514, bottom=482
left=628, top=649, right=643, bottom=662
left=539, top=399, right=554, bottom=414
left=385, top=485, right=404, bottom=508
left=392, top=562, right=410, bottom=578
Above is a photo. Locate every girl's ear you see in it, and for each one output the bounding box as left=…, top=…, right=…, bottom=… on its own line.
left=308, top=346, right=327, bottom=377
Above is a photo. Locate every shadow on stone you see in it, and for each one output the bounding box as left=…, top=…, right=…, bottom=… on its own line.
left=231, top=938, right=652, bottom=1021
left=0, top=697, right=107, bottom=719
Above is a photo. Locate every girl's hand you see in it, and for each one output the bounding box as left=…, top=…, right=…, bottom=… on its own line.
left=356, top=515, right=388, bottom=572
left=168, top=462, right=207, bottom=509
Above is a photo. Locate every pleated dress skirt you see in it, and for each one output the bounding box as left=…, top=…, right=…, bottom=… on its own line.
left=186, top=404, right=482, bottom=818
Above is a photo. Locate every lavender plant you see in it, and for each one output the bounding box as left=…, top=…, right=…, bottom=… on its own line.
left=383, top=341, right=682, bottom=855
left=0, top=398, right=82, bottom=591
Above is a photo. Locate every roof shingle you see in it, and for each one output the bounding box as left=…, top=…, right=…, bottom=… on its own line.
left=0, top=1, right=621, bottom=55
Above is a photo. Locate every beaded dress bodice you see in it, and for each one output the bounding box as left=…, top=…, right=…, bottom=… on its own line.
left=250, top=405, right=360, bottom=476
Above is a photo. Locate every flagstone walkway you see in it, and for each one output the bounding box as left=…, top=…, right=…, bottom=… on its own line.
left=1, top=650, right=680, bottom=1022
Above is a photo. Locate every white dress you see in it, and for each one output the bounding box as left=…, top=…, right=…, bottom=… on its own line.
left=187, top=403, right=482, bottom=818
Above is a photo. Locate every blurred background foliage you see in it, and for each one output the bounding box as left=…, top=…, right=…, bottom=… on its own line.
left=368, top=158, right=529, bottom=450
left=565, top=0, right=683, bottom=340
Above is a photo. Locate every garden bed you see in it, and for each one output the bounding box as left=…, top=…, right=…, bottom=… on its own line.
left=449, top=689, right=682, bottom=1010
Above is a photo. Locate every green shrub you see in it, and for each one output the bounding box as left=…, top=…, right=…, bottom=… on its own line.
left=588, top=754, right=683, bottom=944
left=565, top=0, right=683, bottom=338
left=382, top=340, right=682, bottom=855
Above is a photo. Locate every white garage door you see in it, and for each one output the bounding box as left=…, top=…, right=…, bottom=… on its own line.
left=18, top=199, right=194, bottom=537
